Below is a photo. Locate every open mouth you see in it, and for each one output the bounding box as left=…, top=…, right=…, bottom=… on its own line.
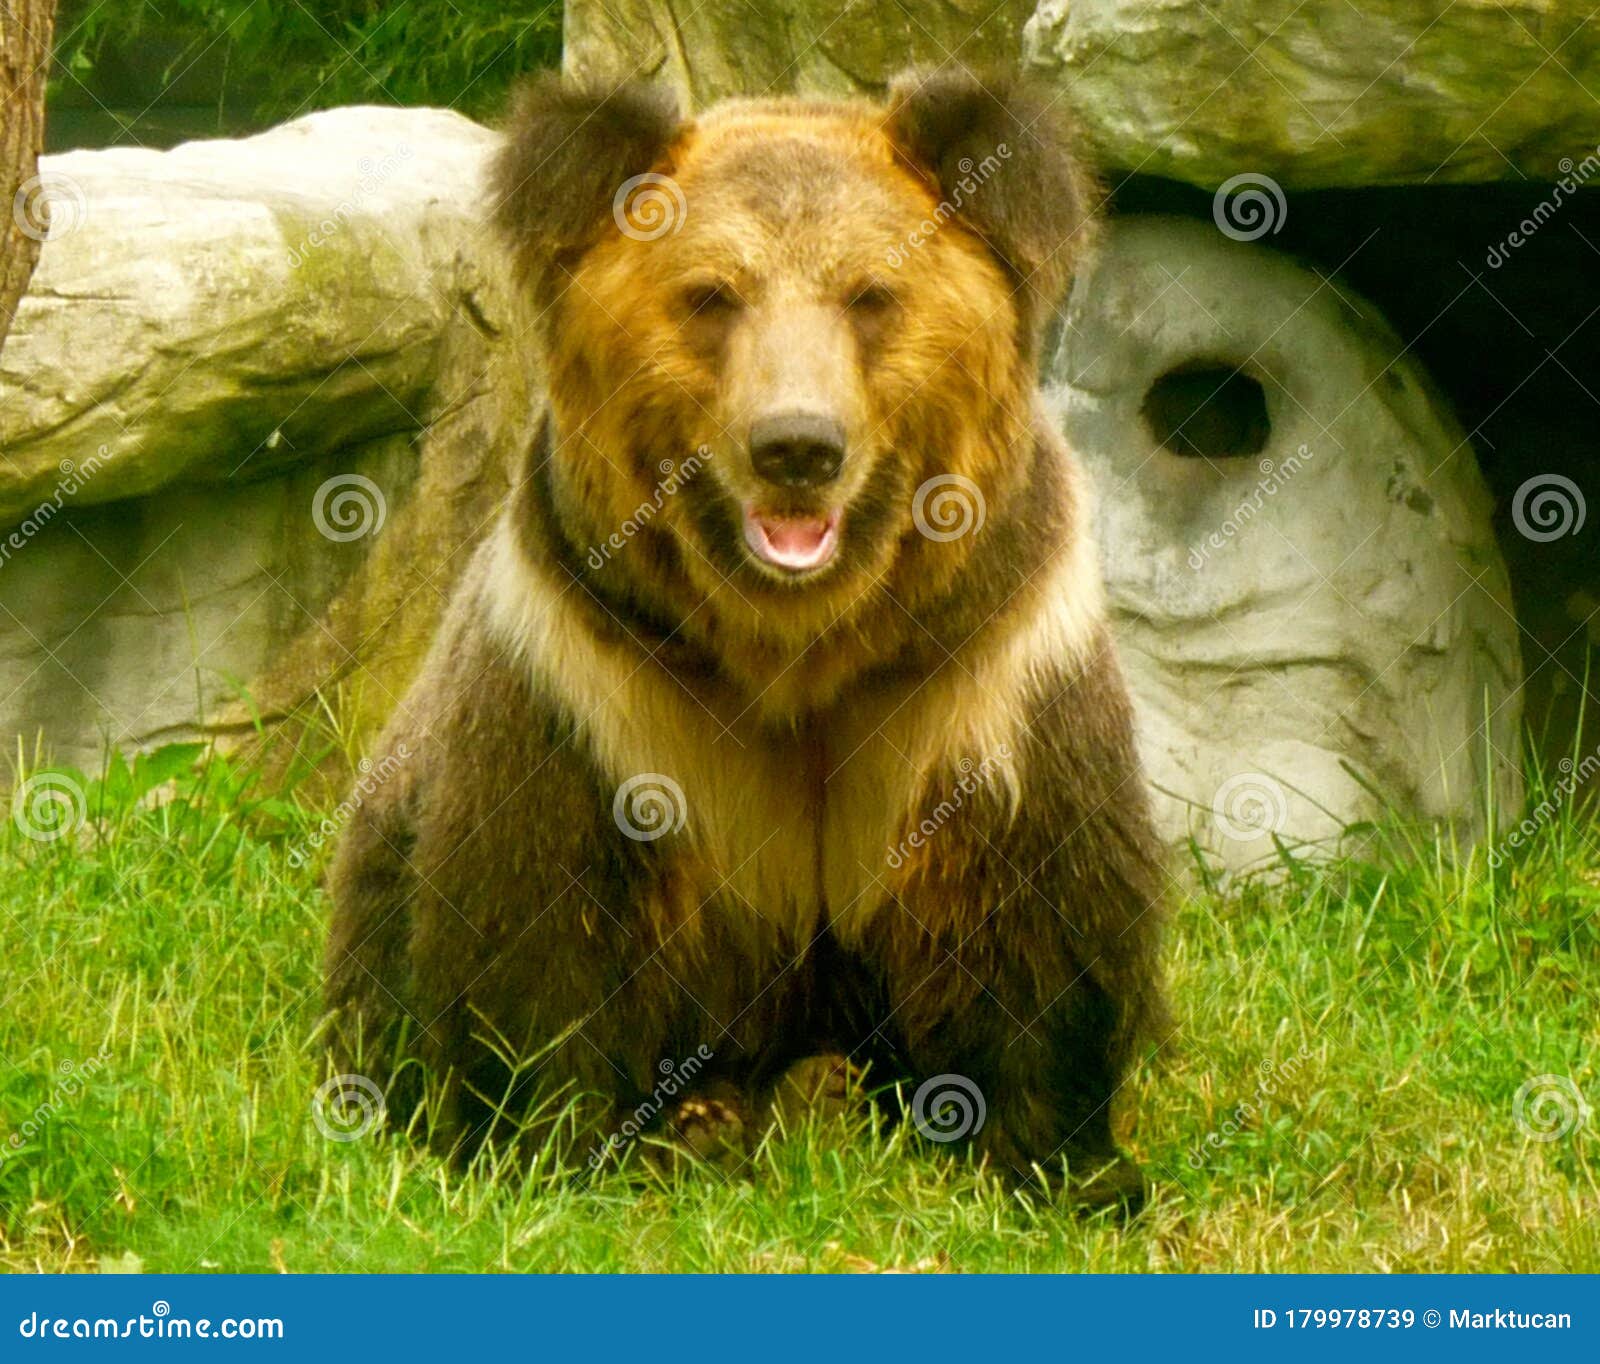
left=741, top=505, right=843, bottom=575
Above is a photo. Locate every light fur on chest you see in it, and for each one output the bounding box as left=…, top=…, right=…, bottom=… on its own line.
left=479, top=516, right=1103, bottom=942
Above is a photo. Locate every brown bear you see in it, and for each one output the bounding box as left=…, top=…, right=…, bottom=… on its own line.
left=324, top=68, right=1166, bottom=1206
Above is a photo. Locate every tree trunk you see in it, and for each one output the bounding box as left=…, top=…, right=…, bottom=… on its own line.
left=0, top=0, right=56, bottom=361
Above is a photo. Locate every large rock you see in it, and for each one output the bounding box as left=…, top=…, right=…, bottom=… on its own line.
left=1047, top=217, right=1523, bottom=868
left=1, top=106, right=495, bottom=520
left=1024, top=0, right=1600, bottom=188
left=563, top=0, right=1034, bottom=108
left=0, top=108, right=527, bottom=775
left=564, top=1, right=1600, bottom=189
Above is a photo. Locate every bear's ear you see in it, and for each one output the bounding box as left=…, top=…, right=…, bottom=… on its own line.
left=491, top=74, right=683, bottom=304
left=884, top=68, right=1100, bottom=340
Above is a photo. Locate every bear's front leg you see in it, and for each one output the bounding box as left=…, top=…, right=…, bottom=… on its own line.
left=872, top=900, right=1151, bottom=1209
left=860, top=651, right=1167, bottom=1209
left=324, top=579, right=803, bottom=1169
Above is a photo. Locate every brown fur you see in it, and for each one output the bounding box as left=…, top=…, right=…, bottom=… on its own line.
left=326, top=69, right=1163, bottom=1201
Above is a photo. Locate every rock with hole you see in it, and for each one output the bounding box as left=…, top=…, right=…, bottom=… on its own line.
left=1046, top=216, right=1523, bottom=870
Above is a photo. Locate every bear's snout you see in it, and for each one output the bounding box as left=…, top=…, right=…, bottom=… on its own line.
left=748, top=411, right=846, bottom=489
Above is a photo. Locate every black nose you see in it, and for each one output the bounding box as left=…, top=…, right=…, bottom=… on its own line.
left=749, top=412, right=846, bottom=488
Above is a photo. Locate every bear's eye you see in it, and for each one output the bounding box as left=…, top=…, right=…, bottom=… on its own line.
left=846, top=282, right=897, bottom=315
left=684, top=282, right=742, bottom=317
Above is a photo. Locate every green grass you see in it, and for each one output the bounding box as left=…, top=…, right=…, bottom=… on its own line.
left=1, top=740, right=1596, bottom=1273
left=53, top=1, right=563, bottom=126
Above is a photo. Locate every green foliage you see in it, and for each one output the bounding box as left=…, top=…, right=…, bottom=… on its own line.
left=53, top=0, right=562, bottom=123
left=0, top=736, right=1595, bottom=1271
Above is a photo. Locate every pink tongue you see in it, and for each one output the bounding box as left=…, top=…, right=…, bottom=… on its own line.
left=747, top=512, right=836, bottom=570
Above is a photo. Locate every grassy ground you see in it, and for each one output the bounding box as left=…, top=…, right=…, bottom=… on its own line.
left=0, top=742, right=1596, bottom=1274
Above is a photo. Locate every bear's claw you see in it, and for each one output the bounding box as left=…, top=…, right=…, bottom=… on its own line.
left=651, top=1091, right=751, bottom=1174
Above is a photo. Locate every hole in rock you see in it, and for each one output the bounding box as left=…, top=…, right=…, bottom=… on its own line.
left=1141, top=363, right=1271, bottom=461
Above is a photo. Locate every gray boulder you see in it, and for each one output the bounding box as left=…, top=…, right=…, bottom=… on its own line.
left=0, top=107, right=527, bottom=775
left=564, top=0, right=1033, bottom=107
left=1025, top=0, right=1600, bottom=188
left=1047, top=216, right=1523, bottom=868
left=563, top=0, right=1600, bottom=189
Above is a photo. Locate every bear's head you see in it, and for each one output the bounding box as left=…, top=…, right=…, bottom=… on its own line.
left=493, top=70, right=1099, bottom=697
